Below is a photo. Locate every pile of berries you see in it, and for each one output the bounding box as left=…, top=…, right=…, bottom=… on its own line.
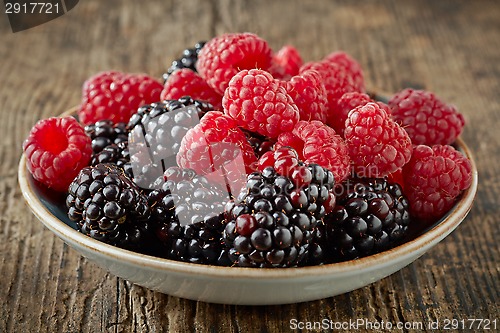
left=22, top=32, right=473, bottom=267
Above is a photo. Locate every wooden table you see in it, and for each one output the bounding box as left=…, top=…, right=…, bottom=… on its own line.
left=2, top=0, right=498, bottom=332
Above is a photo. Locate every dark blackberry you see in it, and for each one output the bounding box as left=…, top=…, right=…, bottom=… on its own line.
left=85, top=120, right=132, bottom=178
left=242, top=129, right=275, bottom=158
left=91, top=142, right=133, bottom=179
left=66, top=164, right=154, bottom=252
left=320, top=177, right=411, bottom=261
left=223, top=165, right=335, bottom=268
left=127, top=96, right=214, bottom=189
left=85, top=120, right=128, bottom=154
left=162, top=41, right=206, bottom=82
left=148, top=167, right=230, bottom=265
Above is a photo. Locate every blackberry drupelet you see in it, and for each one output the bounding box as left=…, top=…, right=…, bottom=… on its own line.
left=85, top=120, right=133, bottom=178
left=127, top=96, right=214, bottom=189
left=66, top=164, right=154, bottom=252
left=148, top=167, right=230, bottom=265
left=85, top=120, right=128, bottom=153
left=162, top=41, right=206, bottom=82
left=243, top=129, right=275, bottom=158
left=320, top=177, right=411, bottom=261
left=223, top=165, right=335, bottom=268
left=91, top=142, right=133, bottom=179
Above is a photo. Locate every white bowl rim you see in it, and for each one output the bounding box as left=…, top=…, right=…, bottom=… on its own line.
left=18, top=134, right=478, bottom=279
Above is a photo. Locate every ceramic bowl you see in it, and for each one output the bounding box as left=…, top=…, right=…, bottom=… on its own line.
left=18, top=111, right=478, bottom=305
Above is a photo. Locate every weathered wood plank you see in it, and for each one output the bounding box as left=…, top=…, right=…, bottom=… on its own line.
left=1, top=0, right=498, bottom=332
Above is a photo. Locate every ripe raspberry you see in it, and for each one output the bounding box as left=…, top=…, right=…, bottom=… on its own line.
left=328, top=92, right=372, bottom=137
left=388, top=88, right=465, bottom=145
left=324, top=51, right=365, bottom=92
left=278, top=69, right=328, bottom=122
left=23, top=116, right=92, bottom=192
left=300, top=61, right=357, bottom=115
left=345, top=102, right=413, bottom=178
left=177, top=111, right=257, bottom=186
left=274, top=120, right=351, bottom=182
left=402, top=145, right=472, bottom=221
left=196, top=33, right=273, bottom=95
left=269, top=45, right=303, bottom=80
left=161, top=69, right=223, bottom=111
left=78, top=71, right=163, bottom=125
left=222, top=69, right=300, bottom=139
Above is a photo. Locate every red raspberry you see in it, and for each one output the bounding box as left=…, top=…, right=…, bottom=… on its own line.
left=403, top=144, right=472, bottom=221
left=196, top=33, right=273, bottom=95
left=388, top=88, right=465, bottom=145
left=269, top=45, right=303, bottom=80
left=258, top=146, right=300, bottom=175
left=328, top=92, right=372, bottom=137
left=23, top=116, right=92, bottom=192
left=275, top=120, right=351, bottom=182
left=278, top=69, right=328, bottom=122
left=324, top=51, right=365, bottom=92
left=300, top=61, right=357, bottom=115
left=345, top=102, right=413, bottom=178
left=177, top=111, right=257, bottom=180
left=78, top=71, right=163, bottom=125
left=161, top=68, right=223, bottom=111
left=222, top=69, right=299, bottom=139
left=387, top=168, right=405, bottom=189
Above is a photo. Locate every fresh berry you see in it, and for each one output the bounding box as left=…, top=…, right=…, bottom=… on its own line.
left=78, top=71, right=163, bottom=125
left=328, top=92, right=372, bottom=136
left=196, top=33, right=273, bottom=95
left=85, top=120, right=132, bottom=178
left=324, top=51, right=365, bottom=92
left=161, top=69, right=223, bottom=111
left=222, top=69, right=300, bottom=138
left=127, top=97, right=214, bottom=189
left=300, top=61, right=357, bottom=114
left=258, top=146, right=301, bottom=175
left=162, top=41, right=206, bottom=81
left=279, top=69, right=328, bottom=122
left=223, top=165, right=334, bottom=267
left=148, top=167, right=230, bottom=265
left=388, top=88, right=465, bottom=145
left=243, top=130, right=275, bottom=158
left=345, top=102, right=413, bottom=177
left=85, top=120, right=128, bottom=154
left=23, top=116, right=92, bottom=192
left=176, top=111, right=258, bottom=188
left=269, top=45, right=303, bottom=80
left=66, top=164, right=154, bottom=251
left=274, top=121, right=351, bottom=182
left=387, top=168, right=404, bottom=190
left=257, top=147, right=337, bottom=214
left=402, top=144, right=472, bottom=221
left=320, top=177, right=411, bottom=261
left=91, top=143, right=132, bottom=179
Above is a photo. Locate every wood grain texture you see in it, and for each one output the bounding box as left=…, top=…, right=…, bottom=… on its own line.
left=1, top=0, right=498, bottom=332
